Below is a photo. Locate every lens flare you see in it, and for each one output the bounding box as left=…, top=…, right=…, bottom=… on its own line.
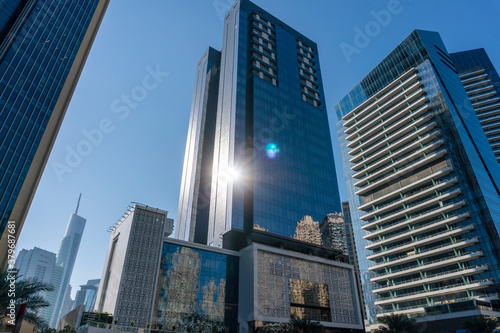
left=265, top=143, right=279, bottom=158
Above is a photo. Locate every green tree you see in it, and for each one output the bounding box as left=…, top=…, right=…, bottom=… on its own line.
left=288, top=317, right=324, bottom=333
left=0, top=267, right=53, bottom=326
left=58, top=324, right=76, bottom=333
left=462, top=316, right=499, bottom=333
left=374, top=314, right=418, bottom=333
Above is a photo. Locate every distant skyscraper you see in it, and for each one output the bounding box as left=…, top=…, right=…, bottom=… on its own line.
left=341, top=202, right=357, bottom=266
left=42, top=195, right=86, bottom=328
left=293, top=216, right=323, bottom=246
left=175, top=0, right=341, bottom=247
left=15, top=247, right=57, bottom=284
left=60, top=284, right=74, bottom=320
left=95, top=203, right=174, bottom=328
left=0, top=0, right=110, bottom=266
left=335, top=30, right=500, bottom=331
left=320, top=213, right=347, bottom=254
left=176, top=47, right=221, bottom=244
left=74, top=279, right=100, bottom=312
left=450, top=48, right=500, bottom=165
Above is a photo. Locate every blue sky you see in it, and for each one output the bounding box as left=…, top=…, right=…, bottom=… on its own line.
left=16, top=0, right=500, bottom=296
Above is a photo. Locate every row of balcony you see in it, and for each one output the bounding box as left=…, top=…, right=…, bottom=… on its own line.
left=469, top=90, right=497, bottom=103
left=361, top=176, right=457, bottom=219
left=345, top=83, right=425, bottom=140
left=363, top=195, right=465, bottom=234
left=342, top=68, right=418, bottom=124
left=349, top=121, right=437, bottom=167
left=372, top=264, right=489, bottom=294
left=374, top=279, right=493, bottom=306
left=463, top=78, right=491, bottom=92
left=358, top=167, right=454, bottom=212
left=364, top=207, right=468, bottom=247
left=354, top=139, right=444, bottom=187
left=461, top=72, right=487, bottom=85
left=352, top=130, right=440, bottom=176
left=375, top=292, right=499, bottom=318
left=466, top=84, right=495, bottom=98
left=347, top=98, right=428, bottom=150
left=459, top=68, right=485, bottom=81
left=356, top=148, right=448, bottom=196
left=370, top=239, right=480, bottom=276
left=472, top=96, right=499, bottom=109
left=349, top=113, right=434, bottom=160
left=367, top=223, right=474, bottom=260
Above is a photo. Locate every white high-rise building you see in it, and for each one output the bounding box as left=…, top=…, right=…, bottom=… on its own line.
left=41, top=195, right=86, bottom=328
left=95, top=203, right=174, bottom=328
left=15, top=247, right=57, bottom=284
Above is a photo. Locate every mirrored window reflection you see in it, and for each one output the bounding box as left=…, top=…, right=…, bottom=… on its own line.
left=257, top=250, right=359, bottom=325
left=153, top=244, right=239, bottom=332
left=289, top=280, right=331, bottom=321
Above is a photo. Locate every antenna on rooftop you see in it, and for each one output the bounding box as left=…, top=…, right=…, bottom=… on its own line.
left=75, top=193, right=82, bottom=215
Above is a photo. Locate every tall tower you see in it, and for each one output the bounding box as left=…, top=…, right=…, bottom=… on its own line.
left=176, top=0, right=341, bottom=247
left=42, top=195, right=86, bottom=327
left=450, top=48, right=500, bottom=165
left=335, top=30, right=500, bottom=331
left=176, top=47, right=221, bottom=244
left=0, top=0, right=110, bottom=266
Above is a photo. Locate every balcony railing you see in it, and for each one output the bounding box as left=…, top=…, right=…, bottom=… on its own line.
left=372, top=265, right=488, bottom=292
left=356, top=149, right=447, bottom=196
left=366, top=209, right=467, bottom=245
left=363, top=200, right=466, bottom=235
left=369, top=223, right=472, bottom=255
left=363, top=186, right=460, bottom=224
left=371, top=248, right=482, bottom=277
left=376, top=279, right=493, bottom=302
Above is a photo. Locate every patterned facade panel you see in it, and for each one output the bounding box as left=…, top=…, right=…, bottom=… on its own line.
left=256, top=250, right=359, bottom=325
left=114, top=208, right=166, bottom=328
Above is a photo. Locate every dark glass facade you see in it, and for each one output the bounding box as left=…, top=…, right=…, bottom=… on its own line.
left=153, top=242, right=239, bottom=332
left=207, top=0, right=340, bottom=246
left=335, top=30, right=500, bottom=325
left=0, top=0, right=109, bottom=257
left=450, top=48, right=500, bottom=165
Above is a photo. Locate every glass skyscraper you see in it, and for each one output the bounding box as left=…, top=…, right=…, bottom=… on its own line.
left=176, top=0, right=341, bottom=248
left=177, top=47, right=221, bottom=245
left=335, top=30, right=500, bottom=330
left=450, top=48, right=500, bottom=165
left=0, top=0, right=109, bottom=265
left=41, top=199, right=86, bottom=328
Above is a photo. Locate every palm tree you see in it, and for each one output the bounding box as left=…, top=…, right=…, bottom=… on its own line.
left=463, top=316, right=499, bottom=333
left=23, top=312, right=48, bottom=330
left=288, top=317, right=324, bottom=333
left=374, top=314, right=418, bottom=333
left=0, top=267, right=53, bottom=326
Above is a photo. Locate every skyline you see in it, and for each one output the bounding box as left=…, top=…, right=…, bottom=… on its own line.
left=14, top=0, right=500, bottom=298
